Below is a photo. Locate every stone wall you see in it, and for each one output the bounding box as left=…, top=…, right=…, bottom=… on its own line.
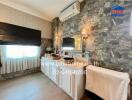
left=53, top=0, right=132, bottom=71
left=41, top=38, right=53, bottom=55
left=52, top=0, right=132, bottom=98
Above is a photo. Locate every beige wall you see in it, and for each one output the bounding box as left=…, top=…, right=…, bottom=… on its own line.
left=0, top=3, right=52, bottom=39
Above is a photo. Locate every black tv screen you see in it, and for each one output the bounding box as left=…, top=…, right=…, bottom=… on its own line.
left=62, top=37, right=75, bottom=47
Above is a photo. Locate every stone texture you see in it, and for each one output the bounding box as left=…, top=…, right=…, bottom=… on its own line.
left=52, top=0, right=132, bottom=98
left=41, top=38, right=53, bottom=55
left=53, top=0, right=132, bottom=71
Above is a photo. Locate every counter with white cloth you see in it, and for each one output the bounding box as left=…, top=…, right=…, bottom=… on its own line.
left=85, top=65, right=130, bottom=100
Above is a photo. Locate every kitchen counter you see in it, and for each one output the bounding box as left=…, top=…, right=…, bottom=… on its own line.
left=41, top=57, right=87, bottom=100
left=41, top=57, right=88, bottom=70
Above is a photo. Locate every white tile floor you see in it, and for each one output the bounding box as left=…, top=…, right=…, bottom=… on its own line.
left=0, top=73, right=72, bottom=100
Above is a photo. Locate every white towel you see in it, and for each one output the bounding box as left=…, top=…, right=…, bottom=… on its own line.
left=85, top=65, right=130, bottom=100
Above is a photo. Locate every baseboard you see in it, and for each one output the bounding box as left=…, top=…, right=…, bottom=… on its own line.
left=0, top=67, right=41, bottom=80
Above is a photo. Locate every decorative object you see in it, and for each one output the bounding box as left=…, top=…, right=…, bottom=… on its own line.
left=81, top=24, right=95, bottom=53
left=111, top=5, right=125, bottom=17
left=64, top=57, right=74, bottom=64
left=45, top=47, right=53, bottom=54
left=82, top=29, right=90, bottom=40
left=81, top=22, right=93, bottom=40
left=52, top=54, right=61, bottom=60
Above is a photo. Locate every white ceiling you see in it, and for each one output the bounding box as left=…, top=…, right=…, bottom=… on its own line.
left=0, top=0, right=83, bottom=21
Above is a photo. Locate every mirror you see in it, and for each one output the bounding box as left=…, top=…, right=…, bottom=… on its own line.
left=72, top=34, right=82, bottom=51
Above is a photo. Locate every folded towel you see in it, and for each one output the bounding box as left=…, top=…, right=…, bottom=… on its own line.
left=85, top=65, right=130, bottom=100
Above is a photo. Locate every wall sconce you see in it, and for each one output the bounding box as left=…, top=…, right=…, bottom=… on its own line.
left=55, top=33, right=62, bottom=48
left=82, top=29, right=90, bottom=40
left=81, top=23, right=93, bottom=40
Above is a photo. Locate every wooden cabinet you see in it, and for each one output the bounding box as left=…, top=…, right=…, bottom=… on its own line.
left=59, top=67, right=73, bottom=97
left=41, top=59, right=50, bottom=77
left=49, top=60, right=58, bottom=84
left=41, top=57, right=85, bottom=100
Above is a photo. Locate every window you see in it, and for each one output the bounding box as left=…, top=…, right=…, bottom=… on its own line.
left=6, top=45, right=40, bottom=58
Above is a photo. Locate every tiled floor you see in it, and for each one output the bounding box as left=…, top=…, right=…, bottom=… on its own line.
left=0, top=72, right=95, bottom=100
left=0, top=73, right=73, bottom=100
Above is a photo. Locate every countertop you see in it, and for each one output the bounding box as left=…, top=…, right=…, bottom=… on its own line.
left=41, top=57, right=88, bottom=70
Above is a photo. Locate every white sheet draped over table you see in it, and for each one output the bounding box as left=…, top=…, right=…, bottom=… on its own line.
left=0, top=45, right=40, bottom=74
left=86, top=65, right=130, bottom=100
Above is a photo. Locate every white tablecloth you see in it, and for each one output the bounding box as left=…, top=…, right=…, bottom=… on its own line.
left=86, top=65, right=130, bottom=100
